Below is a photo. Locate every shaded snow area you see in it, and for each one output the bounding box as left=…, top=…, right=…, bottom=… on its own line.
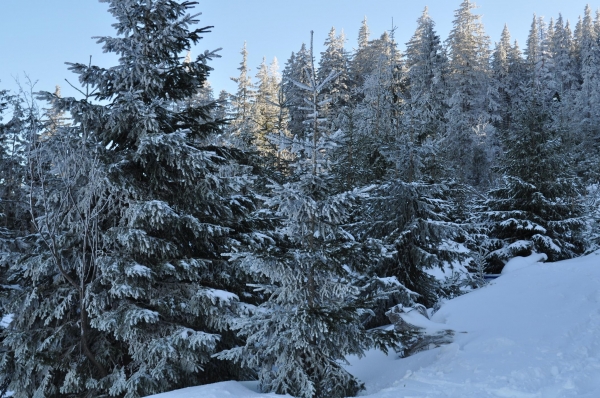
left=145, top=381, right=279, bottom=398
left=147, top=252, right=600, bottom=398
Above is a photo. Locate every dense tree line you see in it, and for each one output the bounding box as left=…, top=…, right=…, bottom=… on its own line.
left=0, top=0, right=597, bottom=397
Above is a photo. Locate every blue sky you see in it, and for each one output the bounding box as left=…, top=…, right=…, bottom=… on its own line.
left=1, top=1, right=596, bottom=100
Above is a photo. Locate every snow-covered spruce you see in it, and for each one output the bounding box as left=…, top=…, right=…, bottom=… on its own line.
left=218, top=33, right=397, bottom=398
left=443, top=0, right=496, bottom=187
left=0, top=1, right=256, bottom=397
left=481, top=99, right=585, bottom=271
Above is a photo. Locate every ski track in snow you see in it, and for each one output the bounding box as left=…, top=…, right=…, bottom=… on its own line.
left=147, top=252, right=600, bottom=398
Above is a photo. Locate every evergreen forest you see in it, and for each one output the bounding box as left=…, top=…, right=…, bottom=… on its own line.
left=0, top=0, right=599, bottom=397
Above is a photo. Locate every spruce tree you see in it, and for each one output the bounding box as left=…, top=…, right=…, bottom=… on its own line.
left=354, top=180, right=469, bottom=311
left=403, top=7, right=448, bottom=182
left=491, top=27, right=530, bottom=132
left=574, top=5, right=600, bottom=180
left=282, top=43, right=312, bottom=139
left=0, top=89, right=35, bottom=353
left=251, top=57, right=281, bottom=158
left=318, top=27, right=350, bottom=109
left=352, top=31, right=403, bottom=183
left=551, top=15, right=578, bottom=100
left=492, top=25, right=515, bottom=131
left=348, top=16, right=372, bottom=93
left=219, top=32, right=395, bottom=398
left=229, top=42, right=256, bottom=149
left=0, top=90, right=30, bottom=237
left=214, top=89, right=230, bottom=124
left=444, top=0, right=494, bottom=186
left=524, top=15, right=555, bottom=102
left=0, top=1, right=256, bottom=396
left=0, top=88, right=31, bottom=349
left=483, top=99, right=586, bottom=271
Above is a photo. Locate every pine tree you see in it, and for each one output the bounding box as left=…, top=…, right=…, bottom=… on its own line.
left=44, top=85, right=68, bottom=137
left=0, top=88, right=31, bottom=351
left=318, top=27, right=350, bottom=109
left=551, top=15, right=578, bottom=98
left=351, top=30, right=404, bottom=183
left=525, top=14, right=541, bottom=92
left=574, top=5, right=600, bottom=180
left=492, top=27, right=531, bottom=134
left=219, top=32, right=395, bottom=398
left=444, top=0, right=495, bottom=187
left=483, top=99, right=586, bottom=271
left=230, top=41, right=256, bottom=148
left=548, top=15, right=578, bottom=143
left=492, top=25, right=514, bottom=130
left=354, top=180, right=469, bottom=311
left=214, top=89, right=229, bottom=121
left=349, top=16, right=372, bottom=92
left=282, top=43, right=312, bottom=139
left=403, top=7, right=448, bottom=182
left=333, top=27, right=403, bottom=187
left=357, top=16, right=369, bottom=49
left=0, top=90, right=30, bottom=237
left=350, top=28, right=399, bottom=101
left=0, top=2, right=257, bottom=396
left=524, top=15, right=554, bottom=102
left=251, top=57, right=282, bottom=158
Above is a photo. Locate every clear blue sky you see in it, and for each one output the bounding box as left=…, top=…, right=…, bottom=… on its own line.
left=1, top=1, right=595, bottom=101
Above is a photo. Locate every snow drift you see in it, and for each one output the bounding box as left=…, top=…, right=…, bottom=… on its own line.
left=148, top=251, right=600, bottom=398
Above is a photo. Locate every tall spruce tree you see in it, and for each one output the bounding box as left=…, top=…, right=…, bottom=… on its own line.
left=403, top=7, right=448, bottom=182
left=483, top=99, right=586, bottom=272
left=251, top=57, right=281, bottom=158
left=0, top=88, right=31, bottom=349
left=492, top=25, right=514, bottom=131
left=349, top=16, right=372, bottom=92
left=491, top=27, right=529, bottom=134
left=0, top=87, right=37, bottom=345
left=444, top=0, right=494, bottom=187
left=230, top=42, right=256, bottom=149
left=0, top=90, right=30, bottom=238
left=282, top=43, right=312, bottom=139
left=318, top=27, right=351, bottom=110
left=219, top=32, right=395, bottom=398
left=524, top=15, right=555, bottom=102
left=574, top=5, right=600, bottom=180
left=352, top=31, right=403, bottom=183
left=0, top=1, right=257, bottom=396
left=551, top=15, right=578, bottom=101
left=351, top=29, right=399, bottom=101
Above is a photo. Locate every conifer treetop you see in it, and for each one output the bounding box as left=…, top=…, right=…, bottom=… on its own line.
left=74, top=0, right=217, bottom=103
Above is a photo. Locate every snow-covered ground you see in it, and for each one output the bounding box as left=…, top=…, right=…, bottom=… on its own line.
left=147, top=251, right=600, bottom=398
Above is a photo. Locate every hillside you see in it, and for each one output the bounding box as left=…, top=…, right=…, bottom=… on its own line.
left=148, top=251, right=600, bottom=398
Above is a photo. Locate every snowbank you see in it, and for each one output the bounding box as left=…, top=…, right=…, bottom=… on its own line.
left=501, top=252, right=548, bottom=274
left=147, top=251, right=600, bottom=398
left=145, top=381, right=288, bottom=398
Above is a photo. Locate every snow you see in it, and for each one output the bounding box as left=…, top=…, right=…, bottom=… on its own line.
left=125, top=263, right=153, bottom=277
left=507, top=239, right=532, bottom=252
left=146, top=251, right=600, bottom=398
left=205, top=288, right=239, bottom=305
left=146, top=381, right=286, bottom=397
left=0, top=314, right=13, bottom=328
left=425, top=259, right=470, bottom=281
left=501, top=252, right=548, bottom=274
left=395, top=307, right=451, bottom=334
left=499, top=218, right=546, bottom=233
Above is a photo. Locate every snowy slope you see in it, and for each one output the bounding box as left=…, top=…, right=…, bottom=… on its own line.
left=147, top=252, right=600, bottom=398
